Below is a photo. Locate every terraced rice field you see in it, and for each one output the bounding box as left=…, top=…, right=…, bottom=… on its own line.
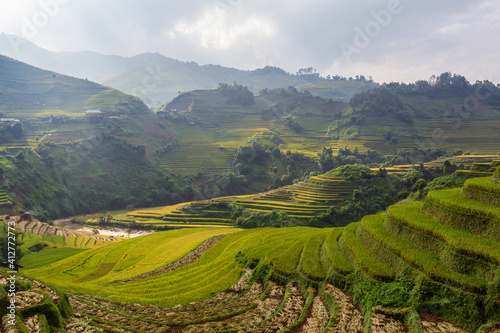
left=200, top=173, right=358, bottom=220
left=0, top=191, right=12, bottom=207
left=399, top=119, right=500, bottom=155
left=118, top=171, right=358, bottom=228
left=4, top=219, right=112, bottom=242
left=20, top=170, right=500, bottom=332
left=158, top=126, right=237, bottom=175
left=125, top=201, right=234, bottom=227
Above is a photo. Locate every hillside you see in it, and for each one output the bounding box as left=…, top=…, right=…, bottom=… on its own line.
left=0, top=56, right=197, bottom=218
left=155, top=80, right=500, bottom=178
left=0, top=55, right=147, bottom=118
left=339, top=77, right=500, bottom=155
left=20, top=168, right=500, bottom=332
left=156, top=85, right=365, bottom=176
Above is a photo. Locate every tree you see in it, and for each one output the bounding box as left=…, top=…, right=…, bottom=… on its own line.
left=317, top=147, right=334, bottom=173
left=443, top=159, right=452, bottom=175
left=16, top=151, right=25, bottom=161
left=412, top=179, right=427, bottom=192
left=11, top=122, right=23, bottom=138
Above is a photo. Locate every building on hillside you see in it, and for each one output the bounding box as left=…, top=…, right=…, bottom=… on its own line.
left=85, top=109, right=103, bottom=120
left=21, top=212, right=32, bottom=221
left=0, top=118, right=20, bottom=123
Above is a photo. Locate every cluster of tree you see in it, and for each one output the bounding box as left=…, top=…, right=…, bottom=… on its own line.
left=350, top=87, right=405, bottom=116
left=383, top=147, right=456, bottom=166
left=228, top=162, right=451, bottom=229
left=259, top=86, right=307, bottom=99
left=317, top=146, right=385, bottom=173
left=325, top=74, right=374, bottom=82
left=217, top=82, right=255, bottom=106
left=382, top=72, right=500, bottom=106
left=190, top=172, right=250, bottom=201
left=230, top=205, right=304, bottom=228
left=295, top=67, right=321, bottom=81
left=46, top=115, right=82, bottom=127
left=234, top=142, right=319, bottom=189
left=282, top=115, right=304, bottom=133
left=0, top=122, right=23, bottom=143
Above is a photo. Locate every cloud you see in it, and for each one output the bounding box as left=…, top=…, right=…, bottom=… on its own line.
left=0, top=0, right=498, bottom=83
left=171, top=7, right=274, bottom=50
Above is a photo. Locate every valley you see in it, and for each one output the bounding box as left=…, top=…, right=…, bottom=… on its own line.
left=0, top=47, right=500, bottom=332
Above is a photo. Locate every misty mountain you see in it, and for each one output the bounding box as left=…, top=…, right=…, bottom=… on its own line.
left=0, top=34, right=372, bottom=108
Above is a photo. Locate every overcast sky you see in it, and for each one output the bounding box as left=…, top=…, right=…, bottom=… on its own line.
left=0, top=0, right=499, bottom=83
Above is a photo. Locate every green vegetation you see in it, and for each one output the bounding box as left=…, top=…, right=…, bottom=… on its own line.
left=0, top=222, right=110, bottom=272
left=362, top=214, right=485, bottom=292
left=387, top=202, right=500, bottom=266
left=24, top=228, right=240, bottom=304
left=462, top=175, right=500, bottom=205
left=423, top=188, right=500, bottom=239
left=156, top=86, right=367, bottom=176
left=21, top=172, right=500, bottom=332
left=341, top=222, right=395, bottom=280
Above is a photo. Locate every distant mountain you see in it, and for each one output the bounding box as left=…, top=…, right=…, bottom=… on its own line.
left=0, top=34, right=130, bottom=82
left=0, top=34, right=371, bottom=108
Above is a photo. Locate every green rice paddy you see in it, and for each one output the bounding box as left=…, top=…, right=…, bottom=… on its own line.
left=19, top=171, right=500, bottom=331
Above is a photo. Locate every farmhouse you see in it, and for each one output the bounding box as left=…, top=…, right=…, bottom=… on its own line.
left=85, top=109, right=103, bottom=120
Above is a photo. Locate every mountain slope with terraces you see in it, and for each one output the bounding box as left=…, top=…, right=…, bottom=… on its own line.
left=17, top=163, right=500, bottom=332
